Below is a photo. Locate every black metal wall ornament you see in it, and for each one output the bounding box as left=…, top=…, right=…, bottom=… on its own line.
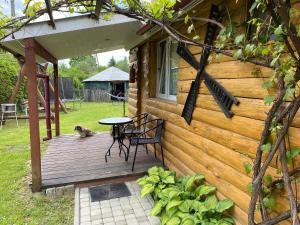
left=177, top=4, right=239, bottom=124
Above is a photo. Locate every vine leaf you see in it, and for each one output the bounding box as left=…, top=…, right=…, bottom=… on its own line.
left=286, top=147, right=300, bottom=164
left=263, top=175, right=273, bottom=186
left=264, top=95, right=276, bottom=105
left=263, top=196, right=276, bottom=209
left=261, top=143, right=272, bottom=153
left=247, top=183, right=253, bottom=194
left=244, top=162, right=252, bottom=175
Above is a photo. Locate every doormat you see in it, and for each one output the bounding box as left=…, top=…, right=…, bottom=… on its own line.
left=89, top=183, right=131, bottom=202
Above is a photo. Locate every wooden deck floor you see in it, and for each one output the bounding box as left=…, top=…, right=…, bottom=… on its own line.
left=41, top=133, right=162, bottom=188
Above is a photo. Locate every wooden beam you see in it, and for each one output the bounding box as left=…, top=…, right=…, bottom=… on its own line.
left=44, top=0, right=55, bottom=29
left=53, top=63, right=60, bottom=136
left=25, top=38, right=57, bottom=64
left=94, top=0, right=104, bottom=19
left=24, top=38, right=42, bottom=192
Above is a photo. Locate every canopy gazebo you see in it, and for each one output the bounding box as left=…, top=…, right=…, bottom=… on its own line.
left=0, top=13, right=148, bottom=192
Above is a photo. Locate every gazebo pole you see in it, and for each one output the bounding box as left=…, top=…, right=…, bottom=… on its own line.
left=24, top=38, right=42, bottom=192
left=53, top=63, right=60, bottom=136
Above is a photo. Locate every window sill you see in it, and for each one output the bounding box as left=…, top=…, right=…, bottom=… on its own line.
left=149, top=97, right=177, bottom=105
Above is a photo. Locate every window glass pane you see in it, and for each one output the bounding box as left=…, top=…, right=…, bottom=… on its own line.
left=169, top=41, right=179, bottom=95
left=158, top=41, right=167, bottom=95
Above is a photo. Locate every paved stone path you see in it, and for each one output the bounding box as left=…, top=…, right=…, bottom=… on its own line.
left=75, top=182, right=160, bottom=225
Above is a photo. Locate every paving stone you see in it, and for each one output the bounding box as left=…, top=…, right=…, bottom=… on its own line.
left=102, top=217, right=114, bottom=223
left=77, top=181, right=160, bottom=225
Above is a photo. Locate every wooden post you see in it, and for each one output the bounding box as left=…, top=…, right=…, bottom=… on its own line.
left=44, top=76, right=52, bottom=140
left=24, top=38, right=42, bottom=192
left=53, top=63, right=60, bottom=136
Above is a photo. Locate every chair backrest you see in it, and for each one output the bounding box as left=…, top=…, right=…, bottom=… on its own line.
left=133, top=113, right=149, bottom=131
left=1, top=104, right=17, bottom=113
left=154, top=119, right=164, bottom=141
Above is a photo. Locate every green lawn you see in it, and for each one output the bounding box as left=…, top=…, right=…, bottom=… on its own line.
left=0, top=102, right=126, bottom=225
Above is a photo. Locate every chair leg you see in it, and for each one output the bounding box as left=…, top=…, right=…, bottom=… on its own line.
left=161, top=144, right=165, bottom=167
left=145, top=144, right=148, bottom=154
left=132, top=144, right=138, bottom=171
left=154, top=143, right=157, bottom=158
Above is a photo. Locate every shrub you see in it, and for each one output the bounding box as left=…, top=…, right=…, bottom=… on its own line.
left=137, top=167, right=234, bottom=225
left=0, top=52, right=26, bottom=107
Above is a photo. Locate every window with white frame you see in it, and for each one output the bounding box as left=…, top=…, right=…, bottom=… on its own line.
left=157, top=38, right=179, bottom=101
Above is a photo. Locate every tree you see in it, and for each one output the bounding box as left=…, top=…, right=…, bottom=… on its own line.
left=115, top=57, right=129, bottom=72
left=108, top=56, right=116, bottom=67
left=0, top=51, right=24, bottom=106
left=1, top=0, right=300, bottom=224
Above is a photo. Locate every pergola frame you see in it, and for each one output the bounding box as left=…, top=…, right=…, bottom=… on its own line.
left=24, top=38, right=60, bottom=192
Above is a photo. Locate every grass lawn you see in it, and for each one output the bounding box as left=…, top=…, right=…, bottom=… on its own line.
left=0, top=102, right=126, bottom=225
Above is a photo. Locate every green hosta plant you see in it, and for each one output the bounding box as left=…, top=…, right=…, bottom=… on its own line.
left=137, top=167, right=235, bottom=225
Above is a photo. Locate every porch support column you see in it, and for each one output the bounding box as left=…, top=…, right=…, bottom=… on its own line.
left=24, top=38, right=42, bottom=192
left=53, top=63, right=60, bottom=136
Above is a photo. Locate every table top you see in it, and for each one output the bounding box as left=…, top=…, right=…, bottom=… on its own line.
left=98, top=117, right=133, bottom=125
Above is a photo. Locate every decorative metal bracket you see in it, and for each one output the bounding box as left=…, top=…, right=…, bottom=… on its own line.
left=177, top=4, right=239, bottom=124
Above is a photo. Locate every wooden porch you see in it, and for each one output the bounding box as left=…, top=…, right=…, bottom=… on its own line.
left=41, top=132, right=162, bottom=188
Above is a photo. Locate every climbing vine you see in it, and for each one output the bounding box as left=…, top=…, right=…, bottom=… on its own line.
left=1, top=0, right=300, bottom=224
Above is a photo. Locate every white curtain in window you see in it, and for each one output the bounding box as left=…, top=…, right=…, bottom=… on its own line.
left=169, top=41, right=179, bottom=96
left=158, top=41, right=167, bottom=95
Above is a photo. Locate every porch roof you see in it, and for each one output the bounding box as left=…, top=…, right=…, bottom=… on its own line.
left=1, top=14, right=144, bottom=62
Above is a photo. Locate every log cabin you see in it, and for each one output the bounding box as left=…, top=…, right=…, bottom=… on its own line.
left=127, top=0, right=300, bottom=224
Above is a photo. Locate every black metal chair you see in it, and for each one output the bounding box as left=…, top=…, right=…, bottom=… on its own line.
left=122, top=113, right=149, bottom=153
left=123, top=113, right=149, bottom=136
left=128, top=119, right=165, bottom=171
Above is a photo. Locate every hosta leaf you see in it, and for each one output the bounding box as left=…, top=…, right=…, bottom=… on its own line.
left=216, top=199, right=234, bottom=213
left=175, top=211, right=190, bottom=219
left=163, top=175, right=175, bottom=184
left=178, top=200, right=192, bottom=213
left=137, top=176, right=148, bottom=186
left=148, top=166, right=159, bottom=176
left=166, top=199, right=182, bottom=213
left=166, top=217, right=181, bottom=225
left=141, top=183, right=155, bottom=198
left=195, top=185, right=216, bottom=198
left=147, top=175, right=160, bottom=183
left=181, top=216, right=196, bottom=225
left=204, top=195, right=218, bottom=210
left=150, top=201, right=164, bottom=216
left=217, top=217, right=235, bottom=225
left=160, top=211, right=169, bottom=225
left=184, top=174, right=205, bottom=190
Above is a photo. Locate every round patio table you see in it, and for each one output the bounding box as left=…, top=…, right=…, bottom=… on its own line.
left=99, top=117, right=133, bottom=162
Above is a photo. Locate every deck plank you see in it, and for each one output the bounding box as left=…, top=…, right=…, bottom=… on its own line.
left=41, top=133, right=162, bottom=188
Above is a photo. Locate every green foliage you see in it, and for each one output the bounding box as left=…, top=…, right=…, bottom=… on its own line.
left=137, top=167, right=235, bottom=225
left=0, top=52, right=26, bottom=106
left=286, top=147, right=300, bottom=165
left=261, top=143, right=271, bottom=153
left=244, top=162, right=252, bottom=175
left=108, top=56, right=117, bottom=67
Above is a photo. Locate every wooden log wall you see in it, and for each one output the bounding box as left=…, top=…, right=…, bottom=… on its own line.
left=128, top=0, right=300, bottom=224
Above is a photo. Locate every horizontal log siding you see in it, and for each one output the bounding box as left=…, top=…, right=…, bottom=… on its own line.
left=128, top=0, right=299, bottom=223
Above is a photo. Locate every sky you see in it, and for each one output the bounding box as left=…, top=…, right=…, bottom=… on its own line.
left=0, top=0, right=129, bottom=66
